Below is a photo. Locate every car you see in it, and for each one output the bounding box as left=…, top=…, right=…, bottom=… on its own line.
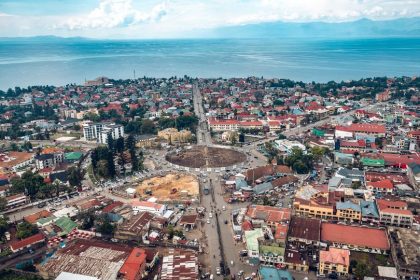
left=38, top=202, right=47, bottom=208
left=208, top=212, right=213, bottom=218
left=224, top=220, right=228, bottom=224
left=222, top=205, right=226, bottom=211
left=238, top=270, right=244, bottom=276
left=216, top=267, right=221, bottom=275
left=206, top=219, right=210, bottom=224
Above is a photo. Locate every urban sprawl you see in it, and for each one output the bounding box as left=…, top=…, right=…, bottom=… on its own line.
left=0, top=76, right=419, bottom=280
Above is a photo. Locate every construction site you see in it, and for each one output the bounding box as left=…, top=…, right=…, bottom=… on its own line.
left=165, top=145, right=246, bottom=168
left=136, top=173, right=200, bottom=203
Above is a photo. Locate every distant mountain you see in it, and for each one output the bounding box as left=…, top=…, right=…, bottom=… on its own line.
left=0, top=35, right=89, bottom=42
left=212, top=18, right=420, bottom=38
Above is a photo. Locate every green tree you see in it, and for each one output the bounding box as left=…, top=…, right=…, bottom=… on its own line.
left=107, top=152, right=116, bottom=178
left=0, top=196, right=7, bottom=211
left=115, top=137, right=125, bottom=153
left=140, top=119, right=156, bottom=134
left=10, top=171, right=46, bottom=198
left=16, top=221, right=39, bottom=239
left=97, top=160, right=109, bottom=178
left=68, top=166, right=85, bottom=187
left=0, top=215, right=8, bottom=239
left=354, top=263, right=369, bottom=279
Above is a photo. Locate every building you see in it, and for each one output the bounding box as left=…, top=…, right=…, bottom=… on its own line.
left=115, top=212, right=153, bottom=242
left=321, top=223, right=390, bottom=254
left=131, top=200, right=166, bottom=216
left=244, top=228, right=264, bottom=259
left=118, top=248, right=147, bottom=280
left=160, top=249, right=198, bottom=280
left=388, top=228, right=420, bottom=278
left=0, top=152, right=34, bottom=172
left=407, top=163, right=420, bottom=190
left=35, top=152, right=64, bottom=170
left=83, top=121, right=124, bottom=144
left=157, top=128, right=192, bottom=143
left=376, top=199, right=413, bottom=227
left=40, top=239, right=134, bottom=280
left=360, top=200, right=380, bottom=224
left=56, top=272, right=99, bottom=280
left=335, top=124, right=386, bottom=138
left=273, top=139, right=306, bottom=155
left=9, top=233, right=45, bottom=253
left=99, top=123, right=125, bottom=145
left=5, top=193, right=29, bottom=208
left=318, top=248, right=350, bottom=277
left=335, top=201, right=361, bottom=222
left=208, top=118, right=239, bottom=131
left=246, top=205, right=291, bottom=227
left=366, top=179, right=394, bottom=194
left=259, top=266, right=293, bottom=280
left=288, top=216, right=321, bottom=247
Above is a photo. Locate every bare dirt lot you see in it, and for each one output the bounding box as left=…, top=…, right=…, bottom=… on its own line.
left=165, top=145, right=246, bottom=168
left=136, top=173, right=199, bottom=202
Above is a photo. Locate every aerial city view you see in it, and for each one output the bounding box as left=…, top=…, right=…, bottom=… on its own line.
left=0, top=1, right=419, bottom=280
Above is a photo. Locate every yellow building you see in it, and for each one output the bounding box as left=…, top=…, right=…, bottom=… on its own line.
left=319, top=248, right=350, bottom=277
left=293, top=193, right=335, bottom=220
left=157, top=128, right=192, bottom=143
left=335, top=201, right=362, bottom=222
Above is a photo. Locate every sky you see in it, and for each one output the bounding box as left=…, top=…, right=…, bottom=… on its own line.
left=1, top=0, right=420, bottom=38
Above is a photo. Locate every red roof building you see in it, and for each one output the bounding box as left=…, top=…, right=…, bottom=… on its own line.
left=366, top=179, right=394, bottom=194
left=376, top=199, right=413, bottom=227
left=10, top=233, right=45, bottom=253
left=118, top=248, right=147, bottom=280
left=321, top=223, right=390, bottom=253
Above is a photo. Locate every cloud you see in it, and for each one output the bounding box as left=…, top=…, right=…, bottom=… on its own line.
left=65, top=0, right=167, bottom=29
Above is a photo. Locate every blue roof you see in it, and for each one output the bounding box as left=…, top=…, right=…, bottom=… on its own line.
left=260, top=267, right=293, bottom=280
left=236, top=178, right=248, bottom=191
left=360, top=201, right=379, bottom=218
left=253, top=182, right=273, bottom=195
left=336, top=201, right=361, bottom=212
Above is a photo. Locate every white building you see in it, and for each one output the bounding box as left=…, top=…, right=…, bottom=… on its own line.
left=99, top=124, right=124, bottom=145
left=83, top=122, right=124, bottom=144
left=273, top=139, right=306, bottom=155
left=131, top=200, right=166, bottom=216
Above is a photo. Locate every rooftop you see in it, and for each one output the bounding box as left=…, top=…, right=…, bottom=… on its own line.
left=288, top=216, right=321, bottom=242
left=160, top=249, right=198, bottom=280
left=321, top=223, right=390, bottom=251
left=320, top=247, right=350, bottom=266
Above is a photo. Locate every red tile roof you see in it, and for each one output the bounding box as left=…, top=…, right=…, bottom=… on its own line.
left=367, top=179, right=393, bottom=190
left=119, top=248, right=147, bottom=280
left=321, top=223, right=389, bottom=250
left=320, top=247, right=350, bottom=266
left=10, top=233, right=45, bottom=252
left=376, top=199, right=412, bottom=216
left=24, top=210, right=52, bottom=224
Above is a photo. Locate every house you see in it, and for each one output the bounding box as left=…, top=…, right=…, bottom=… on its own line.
left=319, top=248, right=350, bottom=277
left=10, top=233, right=45, bottom=253
left=0, top=152, right=34, bottom=172
left=366, top=179, right=394, bottom=194
left=244, top=228, right=264, bottom=259
left=376, top=199, right=413, bottom=227
left=360, top=201, right=380, bottom=225
left=118, top=248, right=147, bottom=280
left=131, top=200, right=166, bottom=216
left=179, top=214, right=198, bottom=229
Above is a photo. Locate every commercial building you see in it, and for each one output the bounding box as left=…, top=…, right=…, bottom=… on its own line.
left=244, top=228, right=264, bottom=259
left=5, top=193, right=29, bottom=208
left=9, top=233, right=45, bottom=253
left=118, top=248, right=147, bottom=280
left=376, top=199, right=413, bottom=227
left=131, top=200, right=166, bottom=216
left=321, top=223, right=390, bottom=254
left=0, top=152, right=34, bottom=172
left=40, top=239, right=134, bottom=280
left=160, top=249, right=198, bottom=280
left=287, top=216, right=321, bottom=247
left=273, top=139, right=306, bottom=155
left=335, top=201, right=361, bottom=222
left=318, top=248, right=350, bottom=277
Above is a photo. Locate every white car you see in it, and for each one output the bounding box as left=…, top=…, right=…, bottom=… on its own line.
left=209, top=212, right=213, bottom=218
left=222, top=206, right=226, bottom=211
left=206, top=219, right=210, bottom=224
left=216, top=267, right=221, bottom=275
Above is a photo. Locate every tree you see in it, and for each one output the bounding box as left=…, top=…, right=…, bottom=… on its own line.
left=97, top=160, right=109, bottom=178
left=68, top=166, right=85, bottom=187
left=107, top=152, right=116, bottom=178
left=310, top=146, right=326, bottom=162
left=0, top=215, right=8, bottom=239
left=97, top=217, right=115, bottom=235
left=10, top=171, right=46, bottom=198
left=239, top=133, right=245, bottom=143
left=115, top=137, right=125, bottom=153
left=354, top=263, right=369, bottom=279
left=0, top=196, right=7, bottom=211
left=140, top=119, right=156, bottom=134
left=125, top=134, right=136, bottom=151
left=16, top=221, right=39, bottom=239
left=107, top=134, right=114, bottom=152
left=91, top=149, right=99, bottom=170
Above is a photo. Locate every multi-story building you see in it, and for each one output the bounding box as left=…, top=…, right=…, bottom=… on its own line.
left=335, top=201, right=361, bottom=222
left=83, top=121, right=124, bottom=144
left=318, top=248, right=350, bottom=277
left=376, top=199, right=413, bottom=227
left=99, top=124, right=124, bottom=145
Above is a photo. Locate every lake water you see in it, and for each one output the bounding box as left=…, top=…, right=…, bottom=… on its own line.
left=0, top=37, right=419, bottom=89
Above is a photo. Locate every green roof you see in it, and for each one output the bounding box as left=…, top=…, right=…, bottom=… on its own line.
left=260, top=245, right=285, bottom=257
left=312, top=128, right=325, bottom=137
left=64, top=152, right=83, bottom=161
left=361, top=157, right=385, bottom=167
left=54, top=216, right=77, bottom=235
left=245, top=229, right=264, bottom=252
left=37, top=216, right=55, bottom=225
